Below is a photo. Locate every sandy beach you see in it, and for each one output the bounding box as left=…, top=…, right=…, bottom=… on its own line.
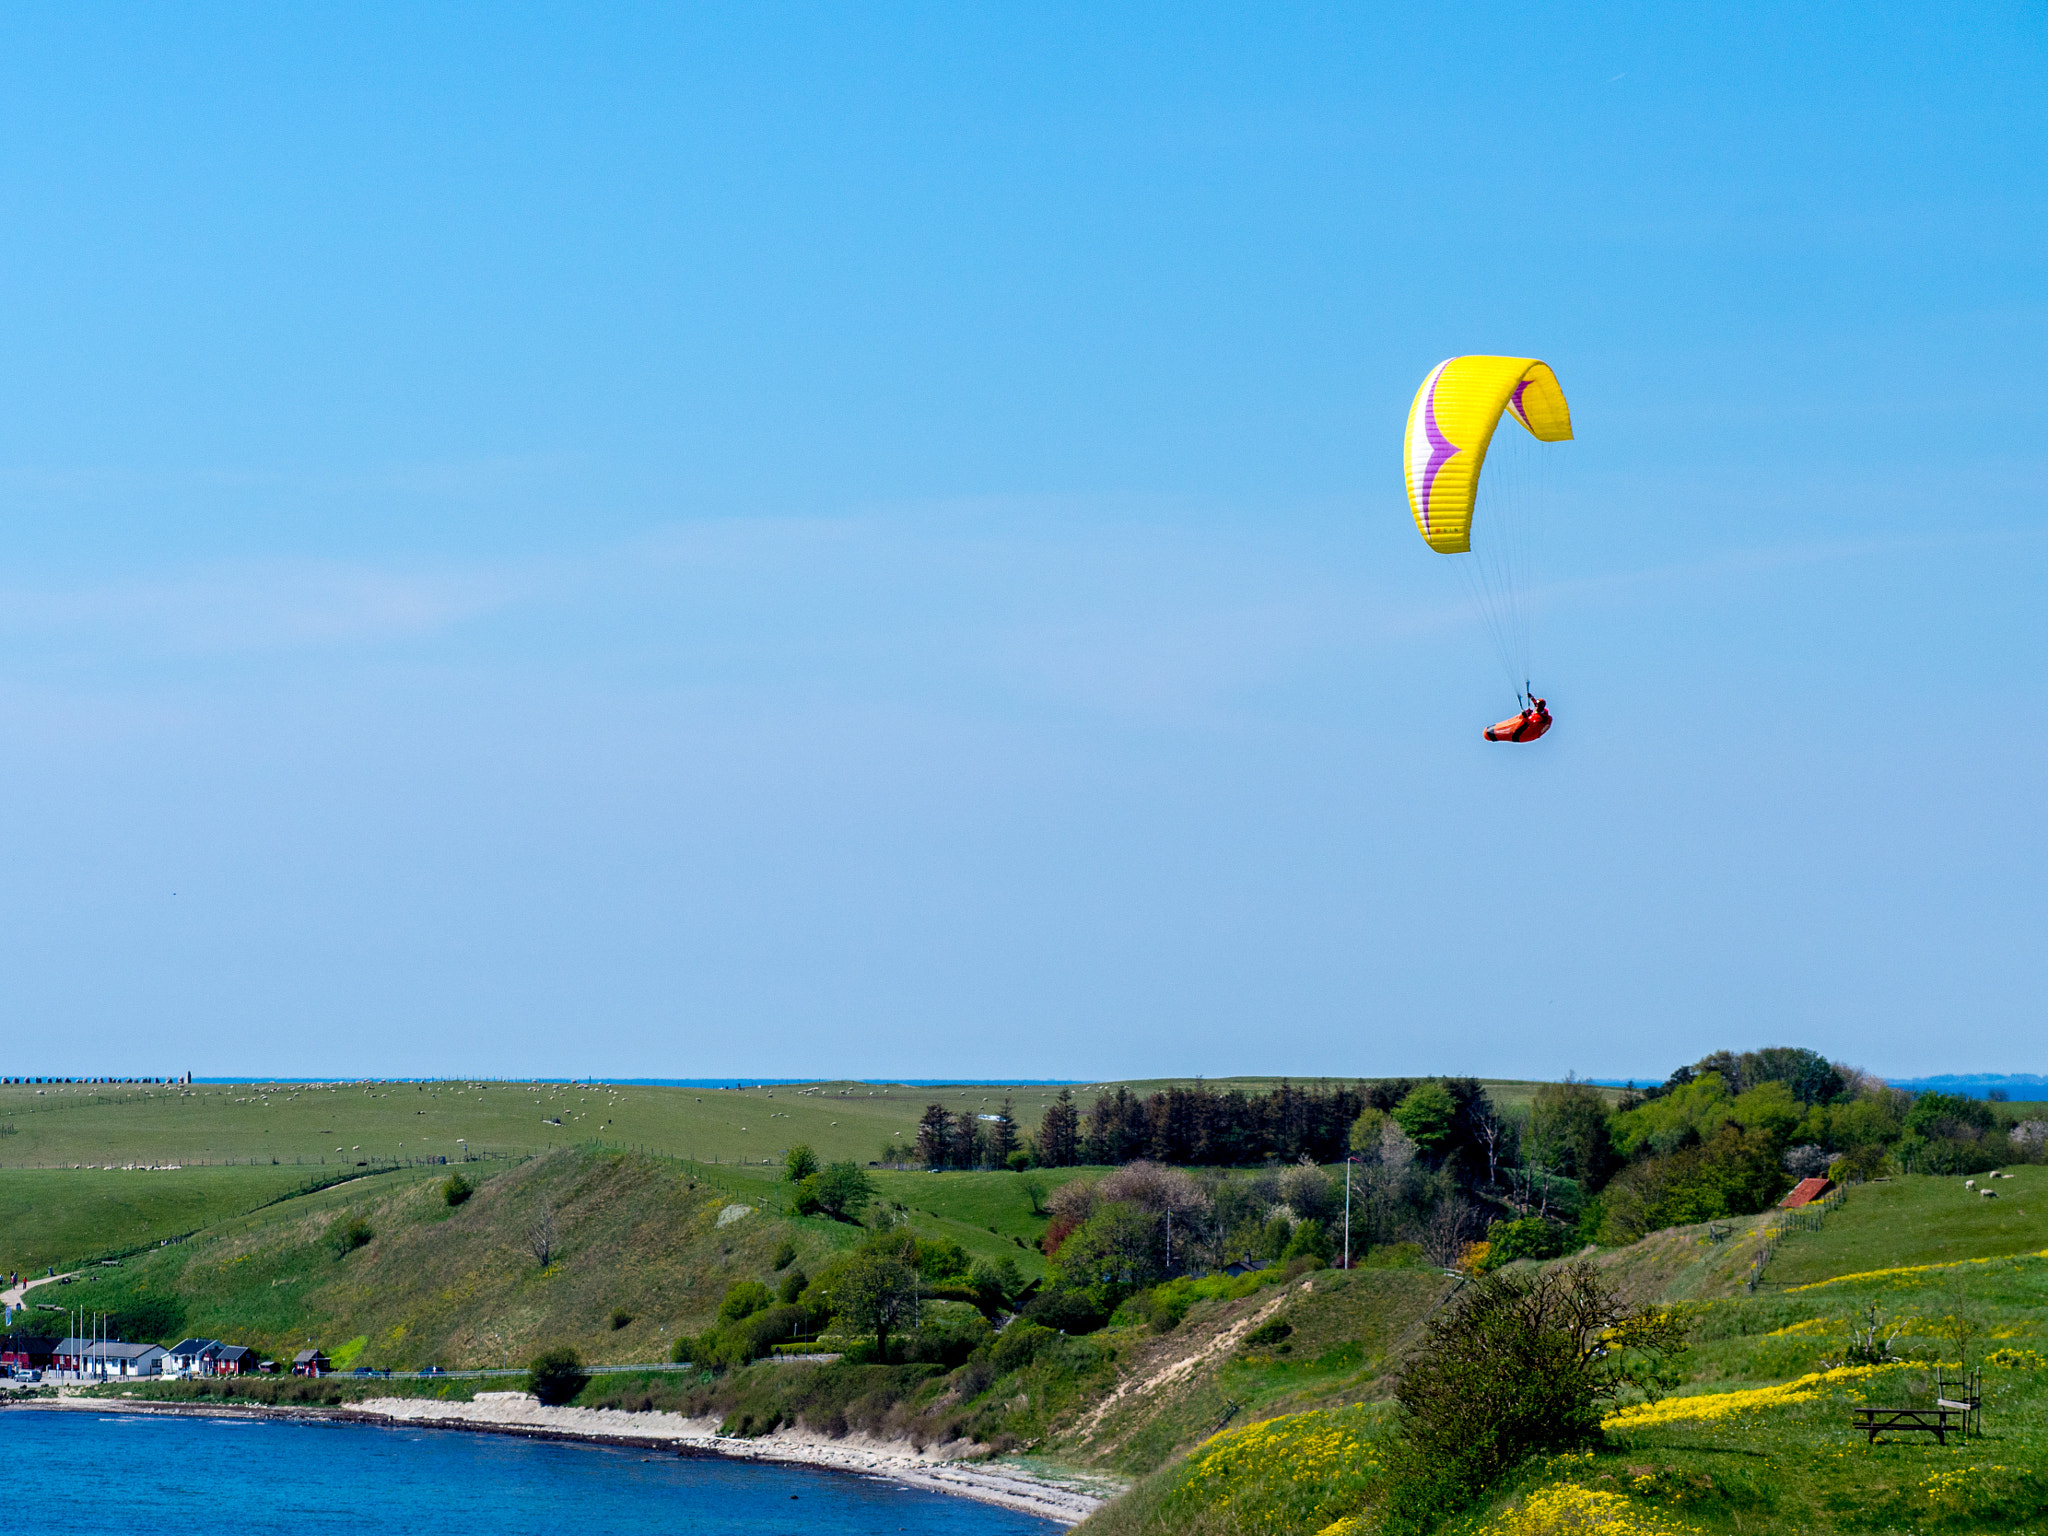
left=19, top=1390, right=1111, bottom=1526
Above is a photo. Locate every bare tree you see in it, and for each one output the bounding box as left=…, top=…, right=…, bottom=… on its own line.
left=527, top=1205, right=557, bottom=1268
left=1418, top=1196, right=1483, bottom=1269
left=1471, top=1101, right=1519, bottom=1192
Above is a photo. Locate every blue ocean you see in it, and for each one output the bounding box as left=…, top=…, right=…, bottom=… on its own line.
left=4, top=1408, right=1061, bottom=1535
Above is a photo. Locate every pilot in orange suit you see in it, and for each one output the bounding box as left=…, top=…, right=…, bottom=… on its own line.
left=1484, top=697, right=1551, bottom=742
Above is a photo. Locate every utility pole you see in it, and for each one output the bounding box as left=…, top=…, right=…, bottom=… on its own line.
left=1342, top=1157, right=1353, bottom=1270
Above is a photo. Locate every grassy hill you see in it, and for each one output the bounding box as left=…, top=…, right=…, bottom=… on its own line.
left=0, top=1164, right=369, bottom=1274
left=0, top=1075, right=1580, bottom=1170
left=1076, top=1175, right=2048, bottom=1534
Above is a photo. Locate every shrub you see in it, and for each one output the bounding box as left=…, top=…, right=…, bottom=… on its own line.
left=718, top=1281, right=772, bottom=1325
left=526, top=1348, right=588, bottom=1406
left=1283, top=1217, right=1334, bottom=1265
left=793, top=1161, right=875, bottom=1221
left=771, top=1239, right=798, bottom=1270
left=968, top=1257, right=1024, bottom=1312
left=1021, top=1287, right=1108, bottom=1336
left=442, top=1172, right=473, bottom=1207
left=1483, top=1217, right=1571, bottom=1270
left=1243, top=1319, right=1293, bottom=1350
left=1005, top=1149, right=1035, bottom=1173
left=1380, top=1261, right=1690, bottom=1532
left=327, top=1215, right=373, bottom=1258
left=609, top=1309, right=634, bottom=1331
left=785, top=1144, right=820, bottom=1183
left=990, top=1321, right=1055, bottom=1373
left=778, top=1268, right=808, bottom=1305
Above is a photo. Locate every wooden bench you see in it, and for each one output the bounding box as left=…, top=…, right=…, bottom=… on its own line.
left=1851, top=1406, right=1967, bottom=1445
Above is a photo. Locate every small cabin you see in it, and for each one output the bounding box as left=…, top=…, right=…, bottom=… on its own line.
left=1778, top=1177, right=1834, bottom=1209
left=214, top=1345, right=260, bottom=1376
left=0, top=1336, right=58, bottom=1372
left=292, top=1349, right=331, bottom=1377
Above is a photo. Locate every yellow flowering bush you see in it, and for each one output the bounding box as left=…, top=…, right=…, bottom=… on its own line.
left=1166, top=1404, right=1384, bottom=1536
left=1477, top=1483, right=1700, bottom=1534
left=1601, top=1363, right=1899, bottom=1431
left=1988, top=1346, right=2044, bottom=1370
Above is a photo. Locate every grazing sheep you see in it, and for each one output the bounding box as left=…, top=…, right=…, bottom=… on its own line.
left=1966, top=1179, right=1977, bottom=1190
left=1981, top=1188, right=1998, bottom=1199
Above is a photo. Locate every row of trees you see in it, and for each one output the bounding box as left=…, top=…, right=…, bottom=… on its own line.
left=905, top=1080, right=1459, bottom=1173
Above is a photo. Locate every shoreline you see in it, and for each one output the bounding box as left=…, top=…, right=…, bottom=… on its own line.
left=15, top=1391, right=1111, bottom=1526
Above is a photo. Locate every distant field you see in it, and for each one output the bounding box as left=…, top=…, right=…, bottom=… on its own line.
left=1762, top=1170, right=2048, bottom=1287
left=0, top=1164, right=380, bottom=1274
left=0, top=1075, right=1576, bottom=1170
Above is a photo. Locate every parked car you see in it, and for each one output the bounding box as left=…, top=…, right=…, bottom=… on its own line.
left=418, top=1365, right=446, bottom=1377
left=350, top=1366, right=390, bottom=1378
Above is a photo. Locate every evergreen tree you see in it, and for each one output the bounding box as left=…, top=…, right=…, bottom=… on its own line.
left=915, top=1103, right=954, bottom=1169
left=1037, top=1089, right=1080, bottom=1167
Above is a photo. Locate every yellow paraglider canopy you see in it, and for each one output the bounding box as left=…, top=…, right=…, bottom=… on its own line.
left=1403, top=356, right=1571, bottom=554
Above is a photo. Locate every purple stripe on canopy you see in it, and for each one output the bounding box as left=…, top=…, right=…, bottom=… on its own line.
left=1418, top=374, right=1459, bottom=532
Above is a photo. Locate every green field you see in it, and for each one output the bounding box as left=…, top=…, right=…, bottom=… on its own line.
left=0, top=1164, right=396, bottom=1274
left=1761, top=1170, right=2047, bottom=1285
left=0, top=1076, right=1576, bottom=1171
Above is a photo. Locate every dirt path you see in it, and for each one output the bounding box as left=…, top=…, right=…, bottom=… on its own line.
left=1, top=1271, right=77, bottom=1311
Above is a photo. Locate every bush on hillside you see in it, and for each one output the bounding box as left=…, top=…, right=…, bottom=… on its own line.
left=718, top=1281, right=772, bottom=1324
left=792, top=1160, right=874, bottom=1222
left=326, top=1215, right=373, bottom=1258
left=784, top=1144, right=820, bottom=1183
left=1020, top=1286, right=1109, bottom=1336
left=989, top=1321, right=1055, bottom=1372
left=1379, top=1261, right=1691, bottom=1533
left=778, top=1267, right=808, bottom=1305
left=442, top=1172, right=473, bottom=1207
left=1481, top=1216, right=1571, bottom=1270
left=527, top=1347, right=588, bottom=1406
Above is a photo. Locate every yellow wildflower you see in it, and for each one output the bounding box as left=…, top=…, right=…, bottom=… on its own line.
left=1601, top=1364, right=1901, bottom=1431
left=1784, top=1247, right=2048, bottom=1294
left=1479, top=1483, right=1701, bottom=1534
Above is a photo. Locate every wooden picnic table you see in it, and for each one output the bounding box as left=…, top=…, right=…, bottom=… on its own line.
left=1851, top=1406, right=1967, bottom=1445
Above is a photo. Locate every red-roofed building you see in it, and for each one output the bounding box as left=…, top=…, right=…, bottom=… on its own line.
left=1779, top=1177, right=1833, bottom=1209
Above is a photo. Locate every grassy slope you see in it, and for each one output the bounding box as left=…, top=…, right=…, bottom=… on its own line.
left=0, top=1164, right=364, bottom=1273
left=0, top=1076, right=1579, bottom=1169
left=1076, top=1177, right=2048, bottom=1535
left=22, top=1152, right=872, bottom=1369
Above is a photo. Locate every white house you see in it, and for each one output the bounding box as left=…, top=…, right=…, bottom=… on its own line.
left=52, top=1339, right=166, bottom=1379
left=164, top=1339, right=224, bottom=1379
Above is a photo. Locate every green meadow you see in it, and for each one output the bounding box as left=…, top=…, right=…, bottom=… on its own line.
left=0, top=1076, right=1572, bottom=1171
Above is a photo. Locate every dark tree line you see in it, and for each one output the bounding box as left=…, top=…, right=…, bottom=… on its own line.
left=1046, top=1081, right=1383, bottom=1168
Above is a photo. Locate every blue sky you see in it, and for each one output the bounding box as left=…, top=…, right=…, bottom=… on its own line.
left=0, top=4, right=2042, bottom=1081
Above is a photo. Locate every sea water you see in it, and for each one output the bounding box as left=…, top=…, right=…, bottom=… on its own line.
left=4, top=1408, right=1062, bottom=1535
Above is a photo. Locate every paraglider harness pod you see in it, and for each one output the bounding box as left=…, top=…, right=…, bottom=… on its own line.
left=1484, top=695, right=1551, bottom=743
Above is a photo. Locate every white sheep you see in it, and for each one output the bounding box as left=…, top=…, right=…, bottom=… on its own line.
left=1981, top=1188, right=1998, bottom=1199
left=1965, top=1179, right=1977, bottom=1190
